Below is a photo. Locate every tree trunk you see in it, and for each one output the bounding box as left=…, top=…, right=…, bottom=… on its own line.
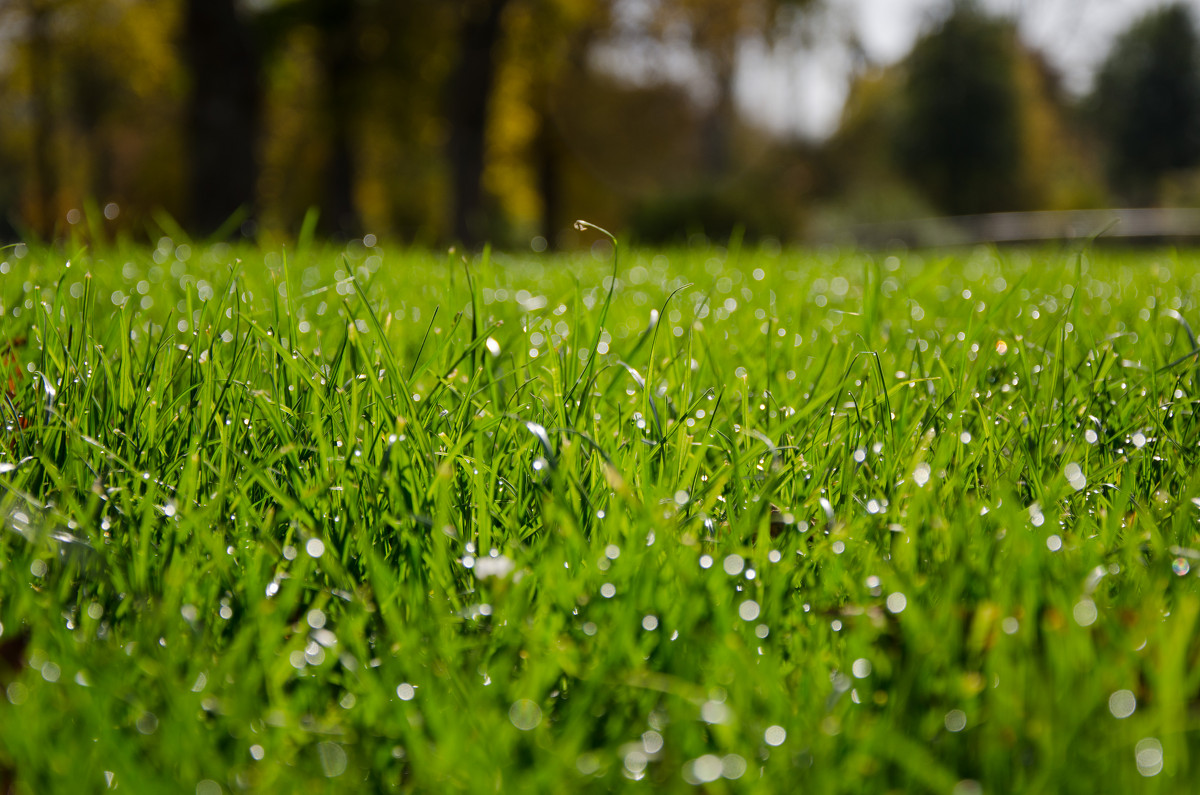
left=533, top=93, right=560, bottom=248
left=447, top=0, right=510, bottom=247
left=316, top=0, right=360, bottom=238
left=27, top=0, right=55, bottom=237
left=700, top=56, right=735, bottom=180
left=182, top=0, right=261, bottom=237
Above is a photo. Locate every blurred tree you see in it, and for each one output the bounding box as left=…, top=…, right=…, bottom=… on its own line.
left=27, top=0, right=56, bottom=236
left=311, top=0, right=361, bottom=238
left=447, top=0, right=512, bottom=246
left=371, top=1, right=458, bottom=241
left=1090, top=3, right=1200, bottom=205
left=182, top=0, right=262, bottom=236
left=819, top=4, right=1100, bottom=229
left=0, top=0, right=184, bottom=239
left=896, top=2, right=1025, bottom=215
left=645, top=0, right=817, bottom=178
left=653, top=0, right=761, bottom=178
left=485, top=0, right=606, bottom=246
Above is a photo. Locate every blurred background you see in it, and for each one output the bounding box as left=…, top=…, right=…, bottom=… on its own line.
left=2, top=0, right=1200, bottom=248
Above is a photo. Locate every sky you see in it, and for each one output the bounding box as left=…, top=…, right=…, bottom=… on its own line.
left=698, top=0, right=1200, bottom=139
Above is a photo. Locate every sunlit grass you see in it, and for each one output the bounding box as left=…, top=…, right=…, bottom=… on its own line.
left=2, top=236, right=1200, bottom=792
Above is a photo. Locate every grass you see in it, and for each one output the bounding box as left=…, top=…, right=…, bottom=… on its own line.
left=1, top=234, right=1199, bottom=792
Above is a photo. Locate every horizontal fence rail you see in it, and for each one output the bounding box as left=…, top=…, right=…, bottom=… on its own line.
left=831, top=208, right=1200, bottom=247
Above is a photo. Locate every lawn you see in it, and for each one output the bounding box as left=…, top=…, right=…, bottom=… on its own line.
left=1, top=232, right=1199, bottom=792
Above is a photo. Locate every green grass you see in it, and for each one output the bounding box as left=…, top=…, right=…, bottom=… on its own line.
left=1, top=236, right=1200, bottom=792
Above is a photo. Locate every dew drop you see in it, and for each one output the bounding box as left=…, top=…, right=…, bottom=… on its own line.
left=1109, top=689, right=1136, bottom=718
left=509, top=699, right=542, bottom=731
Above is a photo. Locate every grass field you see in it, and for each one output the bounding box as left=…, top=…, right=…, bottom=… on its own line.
left=1, top=232, right=1200, bottom=792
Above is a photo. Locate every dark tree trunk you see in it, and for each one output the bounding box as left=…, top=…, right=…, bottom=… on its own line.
left=182, top=0, right=261, bottom=237
left=28, top=0, right=55, bottom=237
left=323, top=126, right=359, bottom=238
left=534, top=97, right=560, bottom=248
left=700, top=58, right=735, bottom=180
left=447, top=0, right=510, bottom=247
left=316, top=0, right=360, bottom=238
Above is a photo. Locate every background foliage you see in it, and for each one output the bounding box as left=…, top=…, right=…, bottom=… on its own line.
left=2, top=0, right=1200, bottom=246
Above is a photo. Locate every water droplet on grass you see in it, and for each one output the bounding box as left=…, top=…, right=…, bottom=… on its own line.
left=700, top=701, right=729, bottom=724
left=396, top=683, right=415, bottom=701
left=1109, top=690, right=1136, bottom=718
left=1065, top=462, right=1086, bottom=491
left=509, top=699, right=542, bottom=730
left=721, top=754, right=747, bottom=779
left=474, top=555, right=514, bottom=579
left=318, top=742, right=347, bottom=777
left=739, top=600, right=760, bottom=621
left=41, top=662, right=60, bottom=682
left=137, top=711, right=158, bottom=735
left=723, top=554, right=745, bottom=576
left=642, top=730, right=664, bottom=755
left=913, top=462, right=931, bottom=487
left=685, top=754, right=724, bottom=784
left=944, top=709, right=967, bottom=732
left=1136, top=738, right=1163, bottom=776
